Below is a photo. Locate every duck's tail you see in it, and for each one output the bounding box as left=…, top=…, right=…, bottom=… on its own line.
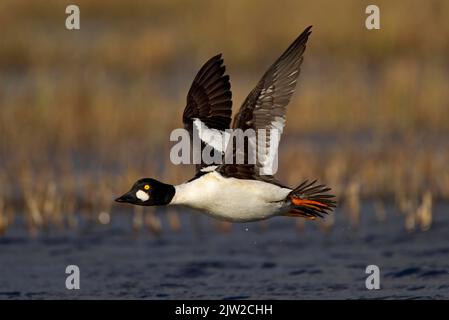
left=284, top=180, right=336, bottom=220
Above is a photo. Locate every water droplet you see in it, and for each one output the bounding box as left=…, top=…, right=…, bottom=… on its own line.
left=98, top=211, right=110, bottom=224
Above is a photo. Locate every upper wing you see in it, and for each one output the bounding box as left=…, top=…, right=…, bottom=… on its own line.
left=182, top=54, right=233, bottom=172
left=219, top=26, right=312, bottom=181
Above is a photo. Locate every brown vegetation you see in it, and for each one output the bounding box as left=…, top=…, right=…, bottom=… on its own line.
left=0, top=0, right=447, bottom=234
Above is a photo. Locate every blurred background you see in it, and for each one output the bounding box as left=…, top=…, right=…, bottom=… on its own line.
left=1, top=0, right=449, bottom=300
left=0, top=0, right=448, bottom=235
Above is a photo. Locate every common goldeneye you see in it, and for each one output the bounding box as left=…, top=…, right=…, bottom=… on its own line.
left=116, top=26, right=336, bottom=222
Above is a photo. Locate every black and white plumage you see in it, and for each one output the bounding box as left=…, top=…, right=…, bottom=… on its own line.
left=221, top=26, right=311, bottom=183
left=182, top=54, right=232, bottom=172
left=116, top=26, right=336, bottom=222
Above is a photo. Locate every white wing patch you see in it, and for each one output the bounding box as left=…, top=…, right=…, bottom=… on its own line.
left=258, top=117, right=285, bottom=175
left=193, top=118, right=230, bottom=153
left=200, top=165, right=219, bottom=172
left=192, top=117, right=284, bottom=176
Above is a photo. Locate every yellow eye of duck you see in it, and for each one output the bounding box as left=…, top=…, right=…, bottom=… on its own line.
left=144, top=184, right=150, bottom=190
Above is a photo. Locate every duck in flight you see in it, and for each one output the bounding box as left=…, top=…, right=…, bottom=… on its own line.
left=116, top=26, right=336, bottom=222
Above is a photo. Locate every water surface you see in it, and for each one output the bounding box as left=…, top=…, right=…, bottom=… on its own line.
left=0, top=203, right=448, bottom=299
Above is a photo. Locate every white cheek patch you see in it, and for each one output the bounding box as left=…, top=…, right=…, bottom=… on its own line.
left=136, top=190, right=150, bottom=202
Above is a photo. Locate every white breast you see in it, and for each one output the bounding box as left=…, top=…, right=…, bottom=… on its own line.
left=170, top=171, right=291, bottom=222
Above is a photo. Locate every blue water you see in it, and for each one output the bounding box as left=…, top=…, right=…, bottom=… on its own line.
left=0, top=202, right=448, bottom=299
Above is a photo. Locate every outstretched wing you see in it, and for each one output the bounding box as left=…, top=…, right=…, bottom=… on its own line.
left=218, top=26, right=312, bottom=182
left=182, top=54, right=233, bottom=172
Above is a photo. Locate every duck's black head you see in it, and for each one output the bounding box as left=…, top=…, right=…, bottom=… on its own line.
left=115, top=178, right=175, bottom=206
